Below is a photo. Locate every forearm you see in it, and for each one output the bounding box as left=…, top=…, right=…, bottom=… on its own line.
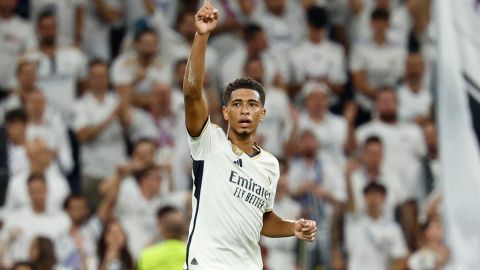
left=261, top=211, right=295, bottom=238
left=184, top=33, right=209, bottom=99
left=76, top=114, right=115, bottom=142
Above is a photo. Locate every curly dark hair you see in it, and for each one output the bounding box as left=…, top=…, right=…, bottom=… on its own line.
left=224, top=77, right=265, bottom=106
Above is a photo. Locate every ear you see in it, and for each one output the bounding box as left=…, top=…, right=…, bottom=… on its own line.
left=222, top=106, right=228, bottom=121
left=260, top=108, right=266, bottom=122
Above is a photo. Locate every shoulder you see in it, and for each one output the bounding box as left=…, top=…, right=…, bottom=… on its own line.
left=58, top=45, right=86, bottom=59
left=112, top=51, right=137, bottom=67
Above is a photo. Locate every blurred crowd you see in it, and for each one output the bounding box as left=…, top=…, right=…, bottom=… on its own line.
left=0, top=0, right=448, bottom=269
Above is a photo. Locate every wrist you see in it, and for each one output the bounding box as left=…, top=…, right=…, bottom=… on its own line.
left=196, top=31, right=211, bottom=37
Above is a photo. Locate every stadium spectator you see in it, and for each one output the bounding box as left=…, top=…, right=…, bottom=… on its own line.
left=298, top=82, right=349, bottom=167
left=397, top=52, right=432, bottom=124
left=111, top=27, right=171, bottom=109
left=96, top=221, right=134, bottom=270
left=0, top=0, right=36, bottom=91
left=350, top=8, right=406, bottom=116
left=0, top=174, right=70, bottom=264
left=244, top=55, right=293, bottom=158
left=219, top=23, right=279, bottom=89
left=345, top=137, right=407, bottom=219
left=345, top=182, right=408, bottom=270
left=29, top=0, right=85, bottom=46
left=82, top=0, right=122, bottom=60
left=4, top=139, right=69, bottom=212
left=138, top=206, right=187, bottom=270
left=0, top=62, right=39, bottom=125
left=262, top=161, right=301, bottom=270
left=73, top=60, right=129, bottom=208
left=25, top=91, right=73, bottom=175
left=356, top=88, right=426, bottom=201
left=21, top=10, right=88, bottom=122
left=419, top=121, right=440, bottom=201
left=289, top=6, right=346, bottom=102
left=11, top=261, right=36, bottom=270
left=349, top=0, right=412, bottom=46
left=4, top=109, right=28, bottom=178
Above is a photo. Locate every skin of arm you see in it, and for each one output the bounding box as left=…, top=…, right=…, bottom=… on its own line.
left=345, top=160, right=357, bottom=213
left=261, top=211, right=316, bottom=241
left=352, top=70, right=377, bottom=99
left=75, top=110, right=117, bottom=143
left=93, top=0, right=122, bottom=23
left=183, top=1, right=218, bottom=136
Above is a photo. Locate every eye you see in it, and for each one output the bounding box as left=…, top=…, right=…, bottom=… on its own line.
left=249, top=102, right=258, bottom=107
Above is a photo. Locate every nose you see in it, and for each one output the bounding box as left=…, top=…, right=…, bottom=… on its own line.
left=240, top=103, right=249, bottom=115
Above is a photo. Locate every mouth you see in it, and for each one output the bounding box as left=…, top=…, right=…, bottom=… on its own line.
left=238, top=119, right=252, bottom=128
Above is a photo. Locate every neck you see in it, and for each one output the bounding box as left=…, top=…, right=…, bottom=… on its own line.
left=19, top=85, right=35, bottom=94
left=366, top=166, right=380, bottom=178
left=139, top=55, right=152, bottom=67
left=368, top=209, right=381, bottom=220
left=91, top=90, right=106, bottom=101
left=12, top=136, right=26, bottom=146
left=228, top=129, right=257, bottom=156
left=310, top=112, right=325, bottom=122
left=407, top=79, right=422, bottom=93
left=29, top=115, right=43, bottom=125
left=309, top=31, right=323, bottom=44
left=33, top=204, right=46, bottom=213
left=140, top=187, right=155, bottom=200
left=40, top=45, right=55, bottom=57
left=30, top=164, right=46, bottom=175
left=246, top=45, right=259, bottom=57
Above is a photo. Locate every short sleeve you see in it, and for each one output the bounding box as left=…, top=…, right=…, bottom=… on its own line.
left=72, top=103, right=90, bottom=131
left=349, top=45, right=366, bottom=72
left=389, top=223, right=409, bottom=259
left=329, top=45, right=347, bottom=84
left=188, top=117, right=228, bottom=160
left=265, top=159, right=280, bottom=212
left=111, top=57, right=134, bottom=85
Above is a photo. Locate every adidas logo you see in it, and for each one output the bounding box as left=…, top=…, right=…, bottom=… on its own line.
left=233, top=159, right=243, bottom=167
left=191, top=258, right=199, bottom=265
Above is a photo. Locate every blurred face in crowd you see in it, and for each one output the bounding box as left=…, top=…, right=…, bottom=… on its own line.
left=26, top=139, right=54, bottom=170
left=308, top=25, right=326, bottom=43
left=405, top=53, right=425, bottom=84
left=135, top=32, right=158, bottom=60
left=139, top=168, right=162, bottom=197
left=17, top=62, right=38, bottom=91
left=305, top=89, right=328, bottom=119
left=375, top=89, right=397, bottom=123
left=177, top=12, right=196, bottom=41
left=265, top=0, right=286, bottom=16
left=371, top=17, right=389, bottom=38
left=28, top=178, right=47, bottom=211
left=158, top=211, right=186, bottom=240
left=362, top=141, right=383, bottom=171
left=38, top=15, right=57, bottom=47
left=132, top=141, right=156, bottom=168
left=151, top=83, right=172, bottom=114
left=248, top=31, right=268, bottom=54
left=299, top=130, right=319, bottom=158
left=66, top=197, right=90, bottom=226
left=243, top=58, right=265, bottom=84
left=6, top=118, right=26, bottom=144
left=364, top=190, right=386, bottom=216
left=0, top=0, right=17, bottom=15
left=88, top=63, right=109, bottom=93
left=105, top=222, right=127, bottom=249
left=25, top=91, right=46, bottom=119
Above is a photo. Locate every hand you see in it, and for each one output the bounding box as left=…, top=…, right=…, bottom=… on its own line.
left=294, top=218, right=317, bottom=242
left=195, top=0, right=219, bottom=35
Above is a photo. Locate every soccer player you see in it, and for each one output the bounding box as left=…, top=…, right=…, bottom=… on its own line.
left=182, top=1, right=318, bottom=269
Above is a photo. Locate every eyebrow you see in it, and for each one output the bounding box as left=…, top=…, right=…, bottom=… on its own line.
left=231, top=98, right=260, bottom=103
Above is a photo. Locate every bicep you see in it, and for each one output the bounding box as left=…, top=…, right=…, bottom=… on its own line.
left=184, top=95, right=209, bottom=137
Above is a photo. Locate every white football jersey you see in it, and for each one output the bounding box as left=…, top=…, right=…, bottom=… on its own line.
left=184, top=119, right=280, bottom=270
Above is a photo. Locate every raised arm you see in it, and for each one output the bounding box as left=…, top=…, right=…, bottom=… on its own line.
left=183, top=0, right=219, bottom=137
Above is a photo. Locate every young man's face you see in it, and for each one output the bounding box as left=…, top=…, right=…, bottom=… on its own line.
left=28, top=179, right=47, bottom=209
left=365, top=191, right=386, bottom=212
left=223, top=89, right=265, bottom=138
left=66, top=197, right=89, bottom=225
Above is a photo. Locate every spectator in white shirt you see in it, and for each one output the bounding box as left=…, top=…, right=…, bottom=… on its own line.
left=0, top=62, right=39, bottom=125
left=243, top=55, right=293, bottom=158
left=289, top=6, right=346, bottom=101
left=96, top=220, right=134, bottom=270
left=350, top=8, right=406, bottom=115
left=82, top=0, right=122, bottom=60
left=344, top=182, right=408, bottom=270
left=356, top=87, right=426, bottom=201
left=22, top=10, right=88, bottom=122
left=298, top=82, right=349, bottom=167
left=262, top=160, right=301, bottom=270
left=0, top=174, right=70, bottom=264
left=25, top=90, right=73, bottom=175
left=219, top=23, right=278, bottom=89
left=111, top=27, right=171, bottom=109
left=252, top=0, right=306, bottom=53
left=288, top=129, right=346, bottom=269
left=397, top=52, right=432, bottom=124
left=74, top=60, right=130, bottom=208
left=418, top=122, right=440, bottom=204
left=0, top=0, right=36, bottom=91
left=4, top=138, right=70, bottom=212
left=4, top=109, right=28, bottom=178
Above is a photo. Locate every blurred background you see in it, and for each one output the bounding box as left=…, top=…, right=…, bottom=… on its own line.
left=0, top=0, right=478, bottom=269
